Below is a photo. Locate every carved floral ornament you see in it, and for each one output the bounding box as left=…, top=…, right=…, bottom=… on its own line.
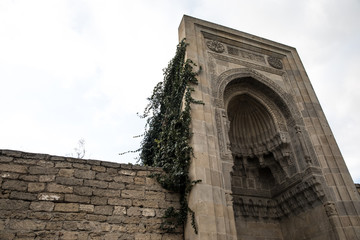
left=206, top=40, right=225, bottom=53
left=267, top=56, right=283, bottom=69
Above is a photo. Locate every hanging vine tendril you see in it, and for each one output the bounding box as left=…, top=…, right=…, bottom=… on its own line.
left=140, top=39, right=203, bottom=234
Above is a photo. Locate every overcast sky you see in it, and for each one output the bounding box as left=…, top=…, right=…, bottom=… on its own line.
left=0, top=0, right=359, bottom=182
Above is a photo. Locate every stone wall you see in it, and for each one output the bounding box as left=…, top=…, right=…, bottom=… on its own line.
left=0, top=150, right=182, bottom=240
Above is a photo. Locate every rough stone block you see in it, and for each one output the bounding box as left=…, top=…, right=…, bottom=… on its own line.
left=19, top=174, right=38, bottom=182
left=113, top=206, right=127, bottom=215
left=0, top=199, right=30, bottom=210
left=56, top=176, right=83, bottom=186
left=93, top=189, right=120, bottom=197
left=29, top=166, right=58, bottom=175
left=79, top=204, right=94, bottom=213
left=0, top=164, right=27, bottom=173
left=72, top=163, right=91, bottom=170
left=13, top=158, right=38, bottom=165
left=109, top=224, right=127, bottom=232
left=30, top=201, right=54, bottom=211
left=95, top=172, right=114, bottom=181
left=118, top=164, right=132, bottom=171
left=132, top=199, right=159, bottom=208
left=39, top=175, right=55, bottom=182
left=54, top=203, right=79, bottom=212
left=127, top=207, right=142, bottom=216
left=74, top=186, right=93, bottom=196
left=74, top=169, right=95, bottom=179
left=0, top=156, right=13, bottom=162
left=126, top=183, right=146, bottom=191
left=28, top=182, right=46, bottom=192
left=92, top=165, right=106, bottom=172
left=107, top=167, right=118, bottom=175
left=10, top=191, right=37, bottom=200
left=145, top=177, right=163, bottom=190
left=27, top=211, right=52, bottom=220
left=65, top=194, right=90, bottom=203
left=94, top=205, right=114, bottom=215
left=47, top=183, right=73, bottom=193
left=121, top=190, right=144, bottom=199
left=37, top=160, right=54, bottom=167
left=52, top=212, right=86, bottom=221
left=145, top=191, right=165, bottom=200
left=0, top=231, right=15, bottom=240
left=108, top=198, right=132, bottom=206
left=55, top=162, right=72, bottom=168
left=9, top=219, right=46, bottom=231
left=86, top=214, right=107, bottom=222
left=135, top=177, right=146, bottom=185
left=0, top=172, right=19, bottom=179
left=114, top=175, right=134, bottom=183
left=127, top=223, right=146, bottom=233
left=2, top=180, right=27, bottom=191
left=119, top=169, right=136, bottom=176
left=142, top=208, right=156, bottom=217
left=137, top=171, right=150, bottom=177
left=84, top=179, right=108, bottom=188
left=45, top=222, right=63, bottom=230
left=135, top=233, right=151, bottom=240
left=61, top=231, right=88, bottom=240
left=108, top=182, right=125, bottom=189
left=63, top=221, right=78, bottom=230
left=58, top=169, right=75, bottom=177
left=38, top=192, right=63, bottom=201
left=91, top=196, right=108, bottom=205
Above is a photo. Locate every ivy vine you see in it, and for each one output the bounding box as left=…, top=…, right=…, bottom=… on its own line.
left=140, top=39, right=202, bottom=233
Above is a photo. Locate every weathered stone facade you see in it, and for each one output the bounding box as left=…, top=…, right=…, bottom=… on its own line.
left=0, top=150, right=182, bottom=240
left=179, top=16, right=360, bottom=239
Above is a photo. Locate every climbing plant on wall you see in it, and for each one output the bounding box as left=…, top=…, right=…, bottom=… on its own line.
left=140, top=39, right=202, bottom=233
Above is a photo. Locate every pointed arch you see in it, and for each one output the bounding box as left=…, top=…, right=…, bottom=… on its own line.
left=213, top=68, right=302, bottom=126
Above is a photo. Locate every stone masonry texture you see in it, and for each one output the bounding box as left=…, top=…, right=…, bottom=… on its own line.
left=0, top=150, right=183, bottom=240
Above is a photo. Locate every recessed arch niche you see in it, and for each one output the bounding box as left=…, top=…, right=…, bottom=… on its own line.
left=224, top=77, right=296, bottom=196
left=215, top=72, right=325, bottom=238
left=227, top=93, right=290, bottom=187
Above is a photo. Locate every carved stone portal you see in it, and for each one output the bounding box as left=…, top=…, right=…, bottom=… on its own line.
left=179, top=15, right=360, bottom=240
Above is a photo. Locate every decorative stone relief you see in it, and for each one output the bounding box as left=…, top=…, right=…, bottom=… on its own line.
left=324, top=202, right=338, bottom=217
left=295, top=125, right=313, bottom=166
left=206, top=40, right=225, bottom=53
left=215, top=108, right=232, bottom=159
left=210, top=52, right=284, bottom=76
left=227, top=46, right=266, bottom=64
left=233, top=176, right=325, bottom=220
left=267, top=56, right=283, bottom=69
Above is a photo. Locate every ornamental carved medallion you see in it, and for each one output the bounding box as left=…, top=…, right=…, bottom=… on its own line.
left=206, top=40, right=225, bottom=53
left=268, top=56, right=283, bottom=69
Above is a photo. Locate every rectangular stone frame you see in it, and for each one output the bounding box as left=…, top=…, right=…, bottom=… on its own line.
left=179, top=15, right=360, bottom=240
